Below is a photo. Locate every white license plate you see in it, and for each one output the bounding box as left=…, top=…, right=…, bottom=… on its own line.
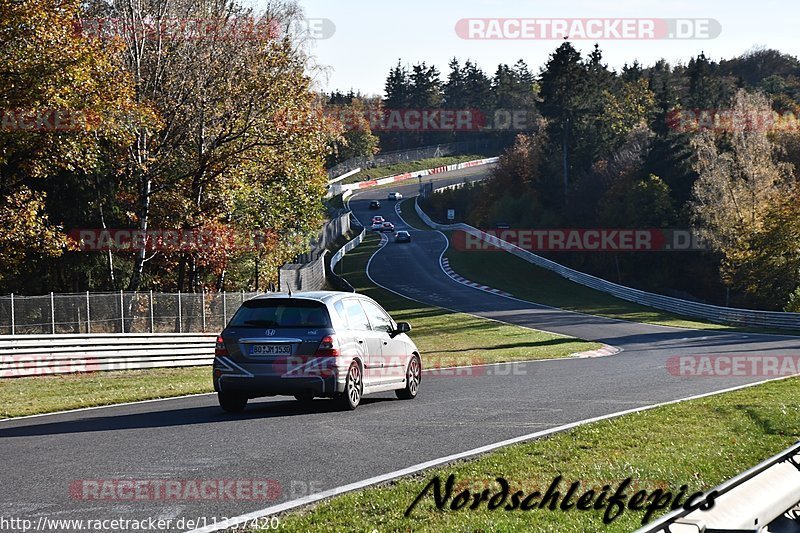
left=250, top=344, right=292, bottom=356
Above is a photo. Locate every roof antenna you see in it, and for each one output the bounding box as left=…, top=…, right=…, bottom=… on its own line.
left=288, top=286, right=292, bottom=297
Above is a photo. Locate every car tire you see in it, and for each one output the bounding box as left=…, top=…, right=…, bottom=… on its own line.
left=396, top=354, right=421, bottom=400
left=218, top=392, right=248, bottom=413
left=339, top=361, right=363, bottom=410
left=294, top=391, right=314, bottom=403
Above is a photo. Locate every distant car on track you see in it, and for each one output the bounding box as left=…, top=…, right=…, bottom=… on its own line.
left=370, top=216, right=385, bottom=230
left=213, top=292, right=421, bottom=411
left=388, top=192, right=403, bottom=201
left=394, top=231, right=411, bottom=243
left=369, top=200, right=381, bottom=209
left=379, top=221, right=395, bottom=232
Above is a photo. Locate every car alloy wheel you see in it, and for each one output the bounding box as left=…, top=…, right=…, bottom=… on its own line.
left=396, top=355, right=420, bottom=400
left=341, top=361, right=363, bottom=410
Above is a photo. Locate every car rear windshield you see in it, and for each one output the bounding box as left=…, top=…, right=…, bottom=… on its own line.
left=229, top=299, right=332, bottom=328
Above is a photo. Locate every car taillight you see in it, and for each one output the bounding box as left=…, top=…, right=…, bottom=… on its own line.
left=315, top=335, right=340, bottom=357
left=215, top=335, right=229, bottom=357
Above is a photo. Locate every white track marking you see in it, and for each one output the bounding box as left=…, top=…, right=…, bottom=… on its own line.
left=185, top=374, right=799, bottom=533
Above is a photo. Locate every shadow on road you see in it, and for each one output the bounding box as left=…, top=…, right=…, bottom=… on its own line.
left=0, top=397, right=396, bottom=438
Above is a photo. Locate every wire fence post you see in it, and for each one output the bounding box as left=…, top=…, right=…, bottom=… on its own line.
left=50, top=292, right=55, bottom=334
left=119, top=290, right=125, bottom=333
left=85, top=291, right=91, bottom=334
left=177, top=291, right=182, bottom=333
left=10, top=293, right=14, bottom=335
left=201, top=289, right=206, bottom=332
left=149, top=290, right=154, bottom=333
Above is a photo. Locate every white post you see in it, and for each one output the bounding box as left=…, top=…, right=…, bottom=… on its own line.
left=201, top=289, right=206, bottom=332
left=85, top=291, right=91, bottom=333
left=149, top=290, right=154, bottom=333
left=119, top=290, right=125, bottom=333
left=222, top=291, right=227, bottom=325
left=50, top=292, right=55, bottom=334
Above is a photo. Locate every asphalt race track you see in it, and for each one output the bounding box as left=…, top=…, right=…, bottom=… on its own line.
left=2, top=165, right=799, bottom=531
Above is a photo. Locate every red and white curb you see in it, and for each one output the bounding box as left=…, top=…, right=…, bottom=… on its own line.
left=440, top=257, right=512, bottom=296
left=341, top=157, right=499, bottom=192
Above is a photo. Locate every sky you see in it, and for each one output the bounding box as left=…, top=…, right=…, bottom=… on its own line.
left=254, top=0, right=800, bottom=96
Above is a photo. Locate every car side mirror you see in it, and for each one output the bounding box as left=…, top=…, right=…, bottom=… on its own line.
left=391, top=322, right=411, bottom=337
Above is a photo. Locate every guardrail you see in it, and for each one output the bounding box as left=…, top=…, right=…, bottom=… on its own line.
left=339, top=157, right=499, bottom=193
left=635, top=441, right=800, bottom=533
left=330, top=228, right=366, bottom=271
left=326, top=139, right=502, bottom=178
left=327, top=167, right=361, bottom=186
left=415, top=198, right=800, bottom=330
left=0, top=333, right=217, bottom=378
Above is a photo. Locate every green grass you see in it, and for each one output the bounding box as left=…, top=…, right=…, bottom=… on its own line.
left=342, top=155, right=488, bottom=184
left=333, top=233, right=601, bottom=367
left=258, top=376, right=800, bottom=532
left=399, top=198, right=729, bottom=331
left=398, top=197, right=428, bottom=230
left=0, top=366, right=212, bottom=419
left=444, top=239, right=800, bottom=333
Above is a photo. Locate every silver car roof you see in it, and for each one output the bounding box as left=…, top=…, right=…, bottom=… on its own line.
left=248, top=291, right=367, bottom=306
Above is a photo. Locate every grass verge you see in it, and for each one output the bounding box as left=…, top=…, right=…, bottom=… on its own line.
left=398, top=198, right=428, bottom=230
left=257, top=376, right=800, bottom=532
left=343, top=155, right=488, bottom=184
left=444, top=238, right=800, bottom=333
left=332, top=232, right=601, bottom=366
left=0, top=366, right=211, bottom=419
left=400, top=199, right=728, bottom=331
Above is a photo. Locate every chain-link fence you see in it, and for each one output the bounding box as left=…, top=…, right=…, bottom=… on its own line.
left=0, top=291, right=263, bottom=335
left=327, top=139, right=501, bottom=178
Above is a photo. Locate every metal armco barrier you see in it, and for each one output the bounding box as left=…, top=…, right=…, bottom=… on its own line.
left=330, top=228, right=366, bottom=270
left=635, top=441, right=800, bottom=533
left=0, top=333, right=217, bottom=378
left=415, top=198, right=800, bottom=330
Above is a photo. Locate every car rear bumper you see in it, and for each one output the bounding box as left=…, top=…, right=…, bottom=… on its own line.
left=213, top=356, right=346, bottom=397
